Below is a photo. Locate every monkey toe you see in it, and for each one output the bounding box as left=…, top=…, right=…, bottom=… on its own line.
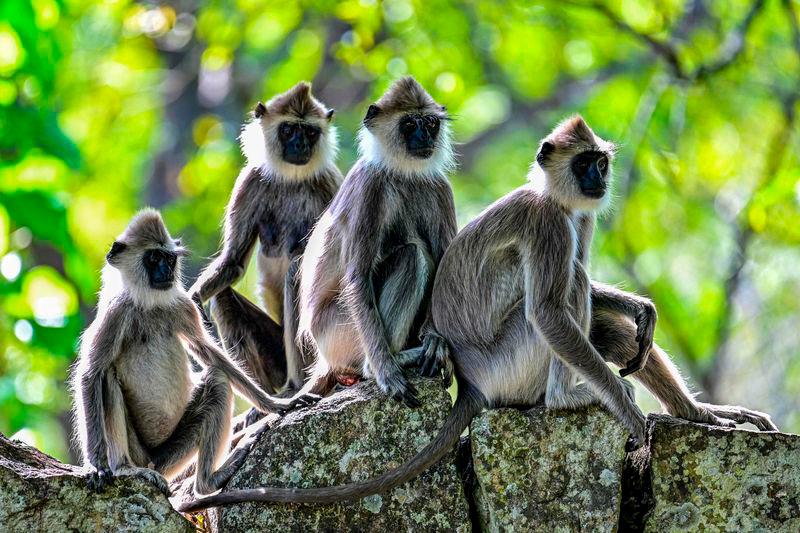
left=625, top=434, right=645, bottom=452
left=385, top=376, right=420, bottom=408
left=86, top=467, right=113, bottom=493
left=244, top=407, right=264, bottom=427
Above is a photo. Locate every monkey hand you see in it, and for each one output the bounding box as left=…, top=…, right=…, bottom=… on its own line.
left=694, top=402, right=778, bottom=432
left=86, top=465, right=113, bottom=493
left=374, top=357, right=421, bottom=408
left=418, top=332, right=454, bottom=385
left=620, top=302, right=657, bottom=377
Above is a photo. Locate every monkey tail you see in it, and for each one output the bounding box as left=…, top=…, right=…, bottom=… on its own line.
left=178, top=385, right=484, bottom=512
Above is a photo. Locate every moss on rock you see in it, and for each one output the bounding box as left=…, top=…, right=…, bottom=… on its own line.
left=211, top=378, right=471, bottom=532
left=0, top=433, right=192, bottom=532
left=646, top=415, right=800, bottom=532
left=470, top=405, right=629, bottom=532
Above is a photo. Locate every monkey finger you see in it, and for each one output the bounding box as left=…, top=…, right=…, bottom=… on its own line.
left=244, top=407, right=265, bottom=427
left=419, top=354, right=440, bottom=378
left=619, top=359, right=641, bottom=377
left=401, top=388, right=422, bottom=408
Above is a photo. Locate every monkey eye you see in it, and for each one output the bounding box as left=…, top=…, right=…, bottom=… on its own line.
left=279, top=123, right=293, bottom=138
left=400, top=117, right=416, bottom=134
left=424, top=115, right=440, bottom=133
left=597, top=157, right=608, bottom=172
left=306, top=127, right=321, bottom=140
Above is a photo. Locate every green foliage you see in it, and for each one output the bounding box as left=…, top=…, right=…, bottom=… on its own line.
left=1, top=0, right=798, bottom=461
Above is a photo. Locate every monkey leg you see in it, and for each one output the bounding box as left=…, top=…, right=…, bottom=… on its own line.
left=375, top=244, right=431, bottom=354
left=150, top=366, right=246, bottom=496
left=210, top=286, right=287, bottom=394
left=102, top=372, right=170, bottom=495
left=590, top=309, right=777, bottom=431
left=353, top=244, right=432, bottom=406
left=283, top=255, right=312, bottom=392
left=544, top=357, right=604, bottom=410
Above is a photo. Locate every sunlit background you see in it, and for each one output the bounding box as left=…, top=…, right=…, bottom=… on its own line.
left=1, top=0, right=799, bottom=463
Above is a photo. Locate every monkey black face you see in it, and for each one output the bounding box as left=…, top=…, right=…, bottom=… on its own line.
left=571, top=150, right=609, bottom=199
left=278, top=121, right=321, bottom=166
left=143, top=249, right=177, bottom=290
left=399, top=114, right=440, bottom=159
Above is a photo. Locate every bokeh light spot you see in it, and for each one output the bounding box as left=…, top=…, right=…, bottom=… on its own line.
left=14, top=320, right=33, bottom=343
left=0, top=24, right=25, bottom=75
left=1, top=253, right=22, bottom=281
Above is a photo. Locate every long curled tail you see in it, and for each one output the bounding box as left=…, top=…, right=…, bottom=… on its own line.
left=178, top=386, right=484, bottom=512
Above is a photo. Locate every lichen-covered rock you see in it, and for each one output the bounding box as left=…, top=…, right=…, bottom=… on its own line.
left=211, top=378, right=470, bottom=532
left=471, top=405, right=629, bottom=532
left=0, top=433, right=192, bottom=532
left=646, top=415, right=800, bottom=532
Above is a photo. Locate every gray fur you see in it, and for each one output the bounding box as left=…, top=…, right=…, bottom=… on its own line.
left=72, top=210, right=317, bottom=498
left=190, top=82, right=342, bottom=392
left=291, top=77, right=457, bottom=405
left=177, top=116, right=635, bottom=512
left=590, top=308, right=777, bottom=431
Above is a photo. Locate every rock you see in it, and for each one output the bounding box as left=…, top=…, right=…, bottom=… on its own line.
left=0, top=433, right=192, bottom=532
left=470, top=405, right=629, bottom=532
left=645, top=415, right=800, bottom=532
left=210, top=378, right=471, bottom=532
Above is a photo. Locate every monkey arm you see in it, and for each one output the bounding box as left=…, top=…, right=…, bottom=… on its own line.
left=590, top=282, right=657, bottom=377
left=524, top=222, right=645, bottom=441
left=77, top=302, right=128, bottom=487
left=178, top=298, right=318, bottom=413
left=189, top=171, right=264, bottom=303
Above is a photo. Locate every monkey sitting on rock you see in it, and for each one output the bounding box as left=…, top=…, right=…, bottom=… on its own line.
left=286, top=76, right=457, bottom=406
left=190, top=82, right=342, bottom=397
left=179, top=116, right=776, bottom=512
left=72, top=210, right=318, bottom=498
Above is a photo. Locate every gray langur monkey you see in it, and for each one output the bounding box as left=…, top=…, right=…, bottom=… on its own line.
left=285, top=76, right=457, bottom=406
left=189, top=82, right=342, bottom=395
left=179, top=116, right=776, bottom=512
left=72, top=210, right=318, bottom=498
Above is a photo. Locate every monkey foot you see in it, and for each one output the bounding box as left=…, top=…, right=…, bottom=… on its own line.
left=85, top=466, right=113, bottom=493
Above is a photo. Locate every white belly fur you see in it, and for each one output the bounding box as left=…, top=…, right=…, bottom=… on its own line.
left=115, top=338, right=192, bottom=448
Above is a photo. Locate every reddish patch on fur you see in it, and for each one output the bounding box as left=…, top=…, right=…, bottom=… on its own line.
left=336, top=374, right=361, bottom=387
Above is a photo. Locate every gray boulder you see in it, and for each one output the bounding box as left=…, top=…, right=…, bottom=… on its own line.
left=0, top=433, right=192, bottom=532
left=646, top=415, right=800, bottom=532
left=211, top=378, right=471, bottom=532
left=470, top=405, right=629, bottom=532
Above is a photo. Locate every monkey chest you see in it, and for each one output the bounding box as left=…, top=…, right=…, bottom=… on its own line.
left=257, top=213, right=317, bottom=259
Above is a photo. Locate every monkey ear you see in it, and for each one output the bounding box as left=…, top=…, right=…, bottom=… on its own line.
left=326, top=108, right=335, bottom=121
left=173, top=238, right=181, bottom=246
left=364, top=104, right=381, bottom=123
left=254, top=102, right=267, bottom=118
left=440, top=105, right=447, bottom=112
left=536, top=141, right=554, bottom=165
left=106, top=241, right=127, bottom=263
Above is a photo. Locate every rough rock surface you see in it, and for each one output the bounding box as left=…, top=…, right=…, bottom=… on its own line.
left=211, top=378, right=471, bottom=532
left=646, top=414, right=800, bottom=532
left=0, top=433, right=192, bottom=532
left=471, top=405, right=629, bottom=532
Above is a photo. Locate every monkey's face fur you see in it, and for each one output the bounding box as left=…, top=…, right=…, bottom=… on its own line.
left=240, top=82, right=338, bottom=180
left=104, top=209, right=187, bottom=304
left=359, top=76, right=454, bottom=177
left=532, top=115, right=616, bottom=211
